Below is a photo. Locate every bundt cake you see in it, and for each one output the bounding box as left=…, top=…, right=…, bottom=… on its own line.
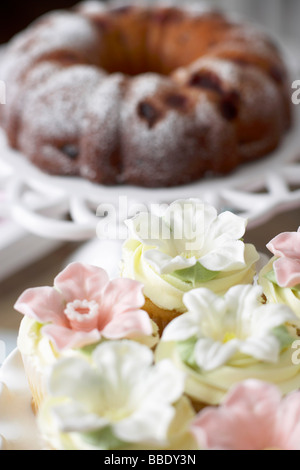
left=0, top=1, right=292, bottom=188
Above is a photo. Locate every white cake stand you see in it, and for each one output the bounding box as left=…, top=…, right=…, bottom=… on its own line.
left=2, top=103, right=300, bottom=239
left=0, top=82, right=299, bottom=278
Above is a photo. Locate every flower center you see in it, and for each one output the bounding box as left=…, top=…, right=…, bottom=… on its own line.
left=222, top=331, right=237, bottom=343
left=95, top=391, right=134, bottom=423
left=103, top=406, right=132, bottom=423
left=181, top=250, right=201, bottom=259
left=64, top=299, right=99, bottom=332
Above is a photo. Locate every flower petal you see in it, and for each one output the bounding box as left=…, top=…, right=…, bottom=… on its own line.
left=250, top=303, right=297, bottom=336
left=114, top=402, right=175, bottom=443
left=91, top=340, right=153, bottom=387
left=194, top=338, right=240, bottom=371
left=14, top=286, right=66, bottom=325
left=224, top=379, right=281, bottom=410
left=224, top=284, right=263, bottom=335
left=224, top=284, right=262, bottom=315
left=139, top=359, right=185, bottom=404
left=165, top=199, right=212, bottom=253
left=100, top=278, right=145, bottom=317
left=125, top=212, right=171, bottom=251
left=125, top=199, right=254, bottom=280
left=183, top=287, right=226, bottom=321
left=273, top=391, right=300, bottom=450
left=144, top=250, right=196, bottom=274
left=48, top=356, right=105, bottom=407
left=267, top=232, right=300, bottom=259
left=273, top=257, right=300, bottom=288
left=191, top=380, right=280, bottom=450
left=49, top=401, right=109, bottom=433
left=41, top=341, right=188, bottom=447
left=54, top=262, right=109, bottom=303
left=179, top=285, right=295, bottom=369
left=101, top=309, right=153, bottom=339
left=200, top=239, right=246, bottom=272
left=162, top=311, right=202, bottom=342
left=208, top=211, right=247, bottom=241
left=239, top=335, right=280, bottom=363
left=42, top=324, right=101, bottom=350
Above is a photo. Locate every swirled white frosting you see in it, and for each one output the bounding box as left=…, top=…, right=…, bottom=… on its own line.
left=17, top=317, right=58, bottom=368
left=259, top=258, right=300, bottom=318
left=155, top=341, right=300, bottom=406
left=155, top=283, right=300, bottom=406
left=122, top=239, right=259, bottom=312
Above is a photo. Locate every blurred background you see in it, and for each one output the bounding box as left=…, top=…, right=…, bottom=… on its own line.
left=0, top=0, right=300, bottom=357
left=1, top=0, right=300, bottom=73
left=1, top=0, right=300, bottom=47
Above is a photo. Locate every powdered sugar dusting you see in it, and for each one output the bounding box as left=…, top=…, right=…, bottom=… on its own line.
left=180, top=57, right=240, bottom=86
left=174, top=56, right=279, bottom=108
left=85, top=73, right=123, bottom=127
left=0, top=10, right=100, bottom=131
left=215, top=23, right=281, bottom=61
left=0, top=1, right=290, bottom=187
left=1, top=11, right=99, bottom=84
left=20, top=65, right=103, bottom=141
left=121, top=73, right=234, bottom=166
left=82, top=73, right=124, bottom=158
left=15, top=12, right=99, bottom=55
left=121, top=73, right=171, bottom=152
left=76, top=0, right=107, bottom=15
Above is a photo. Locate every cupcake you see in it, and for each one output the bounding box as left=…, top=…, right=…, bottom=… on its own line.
left=37, top=340, right=197, bottom=450
left=155, top=284, right=300, bottom=411
left=122, top=198, right=259, bottom=333
left=14, top=262, right=158, bottom=412
left=191, top=379, right=300, bottom=450
left=258, top=228, right=300, bottom=318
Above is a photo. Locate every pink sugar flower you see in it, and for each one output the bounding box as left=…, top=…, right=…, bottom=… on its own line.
left=191, top=380, right=300, bottom=450
left=14, top=262, right=152, bottom=350
left=267, top=228, right=300, bottom=288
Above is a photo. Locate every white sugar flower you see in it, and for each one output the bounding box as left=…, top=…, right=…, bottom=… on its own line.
left=39, top=341, right=186, bottom=448
left=162, top=285, right=297, bottom=371
left=125, top=199, right=248, bottom=276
